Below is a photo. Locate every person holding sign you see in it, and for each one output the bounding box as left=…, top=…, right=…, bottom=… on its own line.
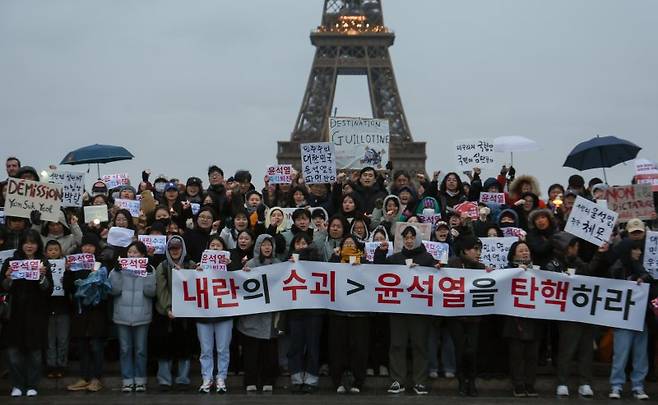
left=44, top=240, right=70, bottom=379
left=0, top=230, right=53, bottom=397
left=108, top=241, right=156, bottom=393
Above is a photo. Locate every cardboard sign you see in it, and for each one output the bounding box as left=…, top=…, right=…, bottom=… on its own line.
left=453, top=201, right=479, bottom=220
left=138, top=235, right=167, bottom=254
left=49, top=171, right=85, bottom=207
left=454, top=139, right=496, bottom=172
left=479, top=192, right=505, bottom=205
left=480, top=237, right=518, bottom=270
left=50, top=259, right=66, bottom=297
left=101, top=173, right=129, bottom=189
left=118, top=257, right=148, bottom=277
left=114, top=198, right=141, bottom=217
left=201, top=249, right=231, bottom=271
left=634, top=158, right=658, bottom=192
left=393, top=223, right=433, bottom=253
left=422, top=240, right=450, bottom=264
left=0, top=249, right=16, bottom=269
left=107, top=227, right=135, bottom=247
left=3, top=178, right=63, bottom=222
left=301, top=142, right=337, bottom=184
left=330, top=117, right=390, bottom=170
left=605, top=184, right=656, bottom=222
left=364, top=241, right=393, bottom=263
left=9, top=259, right=41, bottom=281
left=83, top=205, right=109, bottom=223
left=565, top=196, right=618, bottom=247
left=644, top=231, right=658, bottom=278
left=66, top=253, right=96, bottom=271
left=502, top=227, right=526, bottom=238
left=266, top=164, right=293, bottom=184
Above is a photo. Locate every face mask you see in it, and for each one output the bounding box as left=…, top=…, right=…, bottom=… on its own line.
left=155, top=183, right=166, bottom=193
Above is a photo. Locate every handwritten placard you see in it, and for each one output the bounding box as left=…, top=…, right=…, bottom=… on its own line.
left=565, top=196, right=618, bottom=247
left=266, top=164, right=293, bottom=184
left=118, top=257, right=148, bottom=277
left=201, top=249, right=231, bottom=271
left=480, top=237, right=517, bottom=270
left=605, top=184, right=657, bottom=222
left=101, top=173, right=129, bottom=189
left=50, top=259, right=66, bottom=297
left=83, top=205, right=109, bottom=223
left=479, top=192, right=505, bottom=205
left=454, top=139, right=496, bottom=172
left=301, top=142, right=337, bottom=184
left=330, top=117, right=390, bottom=170
left=49, top=171, right=85, bottom=207
left=138, top=235, right=167, bottom=254
left=644, top=231, right=658, bottom=278
left=364, top=241, right=393, bottom=263
left=114, top=198, right=141, bottom=217
left=9, top=259, right=41, bottom=281
left=422, top=240, right=450, bottom=264
left=3, top=178, right=62, bottom=222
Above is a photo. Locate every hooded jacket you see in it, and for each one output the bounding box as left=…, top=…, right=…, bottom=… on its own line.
left=370, top=194, right=402, bottom=233
left=38, top=210, right=83, bottom=255
left=525, top=209, right=558, bottom=268
left=237, top=234, right=281, bottom=339
left=352, top=179, right=388, bottom=215
left=155, top=235, right=196, bottom=316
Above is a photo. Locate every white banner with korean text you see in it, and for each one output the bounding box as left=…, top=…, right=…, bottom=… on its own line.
left=172, top=262, right=649, bottom=331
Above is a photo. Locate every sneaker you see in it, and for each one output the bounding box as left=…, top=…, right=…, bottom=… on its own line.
left=379, top=365, right=389, bottom=377
left=121, top=384, right=134, bottom=393
left=216, top=378, right=227, bottom=394
left=134, top=384, right=146, bottom=392
left=578, top=384, right=594, bottom=398
left=556, top=385, right=569, bottom=397
left=608, top=387, right=622, bottom=399
left=262, top=385, right=273, bottom=392
left=349, top=387, right=361, bottom=394
left=444, top=371, right=455, bottom=379
left=67, top=379, right=89, bottom=391
left=513, top=385, right=526, bottom=397
left=86, top=379, right=103, bottom=392
left=526, top=386, right=539, bottom=397
left=10, top=388, right=22, bottom=397
left=336, top=385, right=346, bottom=394
left=633, top=389, right=649, bottom=400
left=366, top=368, right=374, bottom=376
left=26, top=389, right=37, bottom=397
left=413, top=384, right=429, bottom=395
left=198, top=379, right=213, bottom=393
left=246, top=385, right=258, bottom=392
left=388, top=381, right=405, bottom=394
left=429, top=370, right=439, bottom=379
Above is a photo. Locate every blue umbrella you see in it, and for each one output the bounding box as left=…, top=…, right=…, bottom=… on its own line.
left=563, top=135, right=641, bottom=183
left=60, top=144, right=134, bottom=178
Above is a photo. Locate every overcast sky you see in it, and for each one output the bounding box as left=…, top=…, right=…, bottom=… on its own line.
left=1, top=0, right=657, bottom=194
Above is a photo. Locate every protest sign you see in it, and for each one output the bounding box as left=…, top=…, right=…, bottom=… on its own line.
left=453, top=201, right=479, bottom=220
left=101, top=173, right=129, bottom=189
left=114, top=198, right=141, bottom=217
left=421, top=240, right=450, bottom=264
left=605, top=184, right=656, bottom=222
left=138, top=235, right=167, bottom=254
left=118, top=257, right=148, bottom=277
left=0, top=209, right=4, bottom=225
left=480, top=237, right=517, bottom=270
left=66, top=253, right=96, bottom=271
left=83, top=205, right=109, bottom=223
left=454, top=139, right=496, bottom=172
left=172, top=261, right=649, bottom=331
left=644, top=231, right=658, bottom=278
left=50, top=259, right=66, bottom=297
left=364, top=241, right=393, bottom=263
left=49, top=171, right=84, bottom=207
left=502, top=227, right=526, bottom=238
left=201, top=249, right=231, bottom=271
left=3, top=178, right=62, bottom=222
left=301, top=142, right=337, bottom=184
left=565, top=196, right=618, bottom=247
left=191, top=203, right=201, bottom=216
left=634, top=158, right=658, bottom=192
left=0, top=249, right=16, bottom=269
left=266, top=164, right=293, bottom=184
left=9, top=259, right=41, bottom=281
left=393, top=223, right=432, bottom=252
left=107, top=227, right=135, bottom=247
left=329, top=117, right=390, bottom=170
left=479, top=192, right=505, bottom=205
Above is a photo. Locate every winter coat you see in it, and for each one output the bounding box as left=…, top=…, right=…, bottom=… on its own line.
left=63, top=267, right=109, bottom=338
left=374, top=228, right=437, bottom=267
left=155, top=235, right=196, bottom=316
left=525, top=209, right=558, bottom=268
left=184, top=227, right=212, bottom=263
left=38, top=211, right=83, bottom=255
left=352, top=181, right=388, bottom=215
left=109, top=264, right=156, bottom=326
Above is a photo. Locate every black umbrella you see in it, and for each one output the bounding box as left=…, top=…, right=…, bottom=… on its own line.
left=60, top=144, right=134, bottom=178
left=563, top=135, right=641, bottom=183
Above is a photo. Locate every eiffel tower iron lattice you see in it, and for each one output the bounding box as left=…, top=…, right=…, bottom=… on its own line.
left=277, top=0, right=426, bottom=174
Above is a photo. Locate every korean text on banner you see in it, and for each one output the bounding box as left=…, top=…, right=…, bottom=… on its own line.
left=454, top=139, right=496, bottom=172
left=138, top=235, right=167, bottom=255
left=3, top=178, right=62, bottom=222
left=66, top=253, right=95, bottom=271
left=49, top=171, right=85, bottom=207
left=330, top=117, right=390, bottom=170
left=114, top=199, right=141, bottom=217
left=266, top=165, right=293, bottom=184
left=9, top=260, right=41, bottom=281
left=565, top=196, right=618, bottom=247
left=479, top=192, right=505, bottom=205
left=301, top=142, right=337, bottom=184
left=644, top=231, right=658, bottom=278
left=421, top=241, right=450, bottom=264
left=119, top=257, right=148, bottom=277
left=201, top=250, right=231, bottom=271
left=480, top=237, right=518, bottom=270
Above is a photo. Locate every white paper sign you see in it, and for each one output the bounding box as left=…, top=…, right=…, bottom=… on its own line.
left=330, top=117, right=390, bottom=170
left=201, top=249, right=231, bottom=271
left=480, top=237, right=518, bottom=270
left=101, top=173, right=129, bottom=189
left=9, top=259, right=41, bottom=280
left=139, top=235, right=167, bottom=254
left=0, top=249, right=16, bottom=269
left=364, top=241, right=393, bottom=263
left=454, top=139, right=496, bottom=172
left=644, top=231, right=658, bottom=278
left=49, top=171, right=85, bottom=207
left=635, top=158, right=658, bottom=191
left=301, top=142, right=337, bottom=184
left=107, top=227, right=135, bottom=247
left=50, top=259, right=66, bottom=297
left=565, top=196, right=618, bottom=247
left=422, top=240, right=450, bottom=264
left=3, top=178, right=63, bottom=222
left=66, top=253, right=96, bottom=271
left=83, top=205, right=109, bottom=223
left=114, top=199, right=141, bottom=217
left=118, top=257, right=148, bottom=277
left=479, top=192, right=505, bottom=205
left=266, top=164, right=293, bottom=184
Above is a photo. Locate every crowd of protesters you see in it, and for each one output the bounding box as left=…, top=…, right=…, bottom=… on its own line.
left=0, top=155, right=656, bottom=400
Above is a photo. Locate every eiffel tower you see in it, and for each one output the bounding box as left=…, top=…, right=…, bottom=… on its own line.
left=277, top=0, right=426, bottom=174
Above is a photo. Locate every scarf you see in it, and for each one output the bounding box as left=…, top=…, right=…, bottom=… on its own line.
left=340, top=246, right=363, bottom=264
